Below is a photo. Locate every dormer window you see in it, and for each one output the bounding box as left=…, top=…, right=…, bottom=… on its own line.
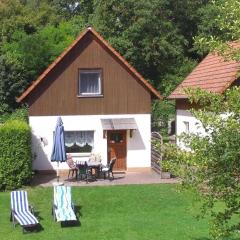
left=78, top=69, right=102, bottom=96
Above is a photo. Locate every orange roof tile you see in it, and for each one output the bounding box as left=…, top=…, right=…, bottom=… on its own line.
left=17, top=27, right=162, bottom=102
left=168, top=50, right=240, bottom=99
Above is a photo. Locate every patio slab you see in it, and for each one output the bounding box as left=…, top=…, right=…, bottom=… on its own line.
left=31, top=170, right=179, bottom=187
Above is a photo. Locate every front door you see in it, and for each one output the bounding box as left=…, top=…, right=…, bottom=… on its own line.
left=107, top=130, right=127, bottom=171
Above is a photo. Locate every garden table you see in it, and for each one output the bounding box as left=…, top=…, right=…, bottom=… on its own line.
left=87, top=161, right=102, bottom=179
left=76, top=160, right=102, bottom=182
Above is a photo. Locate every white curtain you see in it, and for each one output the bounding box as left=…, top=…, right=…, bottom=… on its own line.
left=80, top=72, right=100, bottom=94
left=65, top=131, right=94, bottom=147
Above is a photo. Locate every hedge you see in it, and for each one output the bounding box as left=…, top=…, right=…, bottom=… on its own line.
left=0, top=120, right=32, bottom=190
left=0, top=107, right=28, bottom=124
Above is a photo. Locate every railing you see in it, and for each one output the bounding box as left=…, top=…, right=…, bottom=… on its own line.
left=151, top=132, right=162, bottom=174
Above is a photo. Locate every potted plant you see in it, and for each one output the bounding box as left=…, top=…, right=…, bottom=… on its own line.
left=161, top=160, right=171, bottom=179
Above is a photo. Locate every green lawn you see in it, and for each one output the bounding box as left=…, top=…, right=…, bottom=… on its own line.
left=0, top=184, right=212, bottom=240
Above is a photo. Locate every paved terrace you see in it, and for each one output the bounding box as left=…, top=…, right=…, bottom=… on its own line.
left=31, top=170, right=179, bottom=187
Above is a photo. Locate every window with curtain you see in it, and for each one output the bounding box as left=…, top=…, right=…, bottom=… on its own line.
left=79, top=69, right=102, bottom=96
left=64, top=131, right=94, bottom=153
left=183, top=121, right=190, bottom=134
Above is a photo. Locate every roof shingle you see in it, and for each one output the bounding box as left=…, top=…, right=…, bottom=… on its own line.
left=168, top=51, right=240, bottom=99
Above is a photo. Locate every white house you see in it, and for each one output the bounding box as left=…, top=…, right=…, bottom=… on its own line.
left=17, top=27, right=162, bottom=172
left=168, top=48, right=240, bottom=146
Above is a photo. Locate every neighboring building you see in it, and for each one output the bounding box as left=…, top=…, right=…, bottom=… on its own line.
left=17, top=27, right=162, bottom=172
left=169, top=49, right=240, bottom=144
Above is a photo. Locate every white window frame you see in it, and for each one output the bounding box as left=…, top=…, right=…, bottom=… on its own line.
left=183, top=121, right=190, bottom=134
left=78, top=69, right=102, bottom=96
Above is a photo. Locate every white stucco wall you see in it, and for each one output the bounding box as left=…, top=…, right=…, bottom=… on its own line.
left=176, top=109, right=204, bottom=148
left=29, top=114, right=151, bottom=170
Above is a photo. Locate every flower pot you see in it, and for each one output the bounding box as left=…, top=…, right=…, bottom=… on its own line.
left=161, top=172, right=171, bottom=179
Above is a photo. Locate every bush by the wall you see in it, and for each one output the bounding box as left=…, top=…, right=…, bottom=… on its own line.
left=0, top=120, right=32, bottom=190
left=0, top=107, right=28, bottom=124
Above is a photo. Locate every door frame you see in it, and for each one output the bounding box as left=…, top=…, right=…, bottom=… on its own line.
left=107, top=130, right=127, bottom=171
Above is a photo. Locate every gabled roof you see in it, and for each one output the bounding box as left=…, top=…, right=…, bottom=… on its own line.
left=17, top=27, right=162, bottom=102
left=168, top=47, right=240, bottom=99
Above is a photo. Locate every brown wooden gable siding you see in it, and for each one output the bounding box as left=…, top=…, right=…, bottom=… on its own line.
left=176, top=99, right=203, bottom=111
left=27, top=33, right=151, bottom=116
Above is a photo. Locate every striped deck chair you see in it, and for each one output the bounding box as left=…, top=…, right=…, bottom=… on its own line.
left=10, top=191, right=39, bottom=230
left=52, top=186, right=77, bottom=222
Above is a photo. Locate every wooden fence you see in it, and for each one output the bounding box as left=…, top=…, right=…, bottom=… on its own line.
left=151, top=132, right=162, bottom=174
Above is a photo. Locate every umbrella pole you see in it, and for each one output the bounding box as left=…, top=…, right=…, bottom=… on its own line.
left=53, top=161, right=64, bottom=186
left=57, top=161, right=59, bottom=182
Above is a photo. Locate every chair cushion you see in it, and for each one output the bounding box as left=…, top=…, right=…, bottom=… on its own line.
left=54, top=186, right=72, bottom=208
left=54, top=186, right=77, bottom=222
left=67, top=159, right=76, bottom=169
left=101, top=167, right=109, bottom=171
left=11, top=191, right=39, bottom=226
left=55, top=207, right=77, bottom=222
left=14, top=210, right=38, bottom=226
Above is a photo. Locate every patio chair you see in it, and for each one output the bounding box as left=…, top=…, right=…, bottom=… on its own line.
left=77, top=161, right=90, bottom=182
left=67, top=155, right=78, bottom=179
left=101, top=158, right=117, bottom=180
left=52, top=186, right=77, bottom=222
left=10, top=190, right=39, bottom=231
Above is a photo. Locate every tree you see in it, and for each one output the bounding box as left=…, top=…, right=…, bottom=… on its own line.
left=195, top=0, right=240, bottom=59
left=91, top=0, right=208, bottom=135
left=164, top=1, right=240, bottom=238
left=2, top=21, right=84, bottom=78
left=164, top=87, right=240, bottom=239
left=0, top=0, right=92, bottom=113
left=0, top=20, right=86, bottom=113
left=0, top=55, right=26, bottom=113
left=52, top=0, right=95, bottom=20
left=92, top=0, right=201, bottom=92
left=0, top=0, right=62, bottom=42
left=0, top=0, right=208, bottom=129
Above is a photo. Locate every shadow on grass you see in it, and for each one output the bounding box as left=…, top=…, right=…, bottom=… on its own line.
left=11, top=211, right=44, bottom=233
left=75, top=205, right=82, bottom=218
left=23, top=223, right=44, bottom=233
left=192, top=238, right=210, bottom=240
left=193, top=237, right=240, bottom=240
left=60, top=220, right=81, bottom=228
left=34, top=211, right=44, bottom=222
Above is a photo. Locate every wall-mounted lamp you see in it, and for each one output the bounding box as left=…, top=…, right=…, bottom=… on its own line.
left=103, top=130, right=107, bottom=139
left=40, top=137, right=48, bottom=146
left=130, top=129, right=135, bottom=138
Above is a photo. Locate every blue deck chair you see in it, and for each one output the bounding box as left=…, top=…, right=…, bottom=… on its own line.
left=52, top=186, right=77, bottom=222
left=10, top=191, right=39, bottom=231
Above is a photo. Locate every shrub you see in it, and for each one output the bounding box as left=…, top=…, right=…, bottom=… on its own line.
left=0, top=120, right=32, bottom=190
left=0, top=107, right=28, bottom=124
left=8, top=107, right=28, bottom=123
left=164, top=87, right=240, bottom=239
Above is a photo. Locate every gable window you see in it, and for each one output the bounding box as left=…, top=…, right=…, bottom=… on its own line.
left=65, top=131, right=94, bottom=153
left=78, top=69, right=102, bottom=96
